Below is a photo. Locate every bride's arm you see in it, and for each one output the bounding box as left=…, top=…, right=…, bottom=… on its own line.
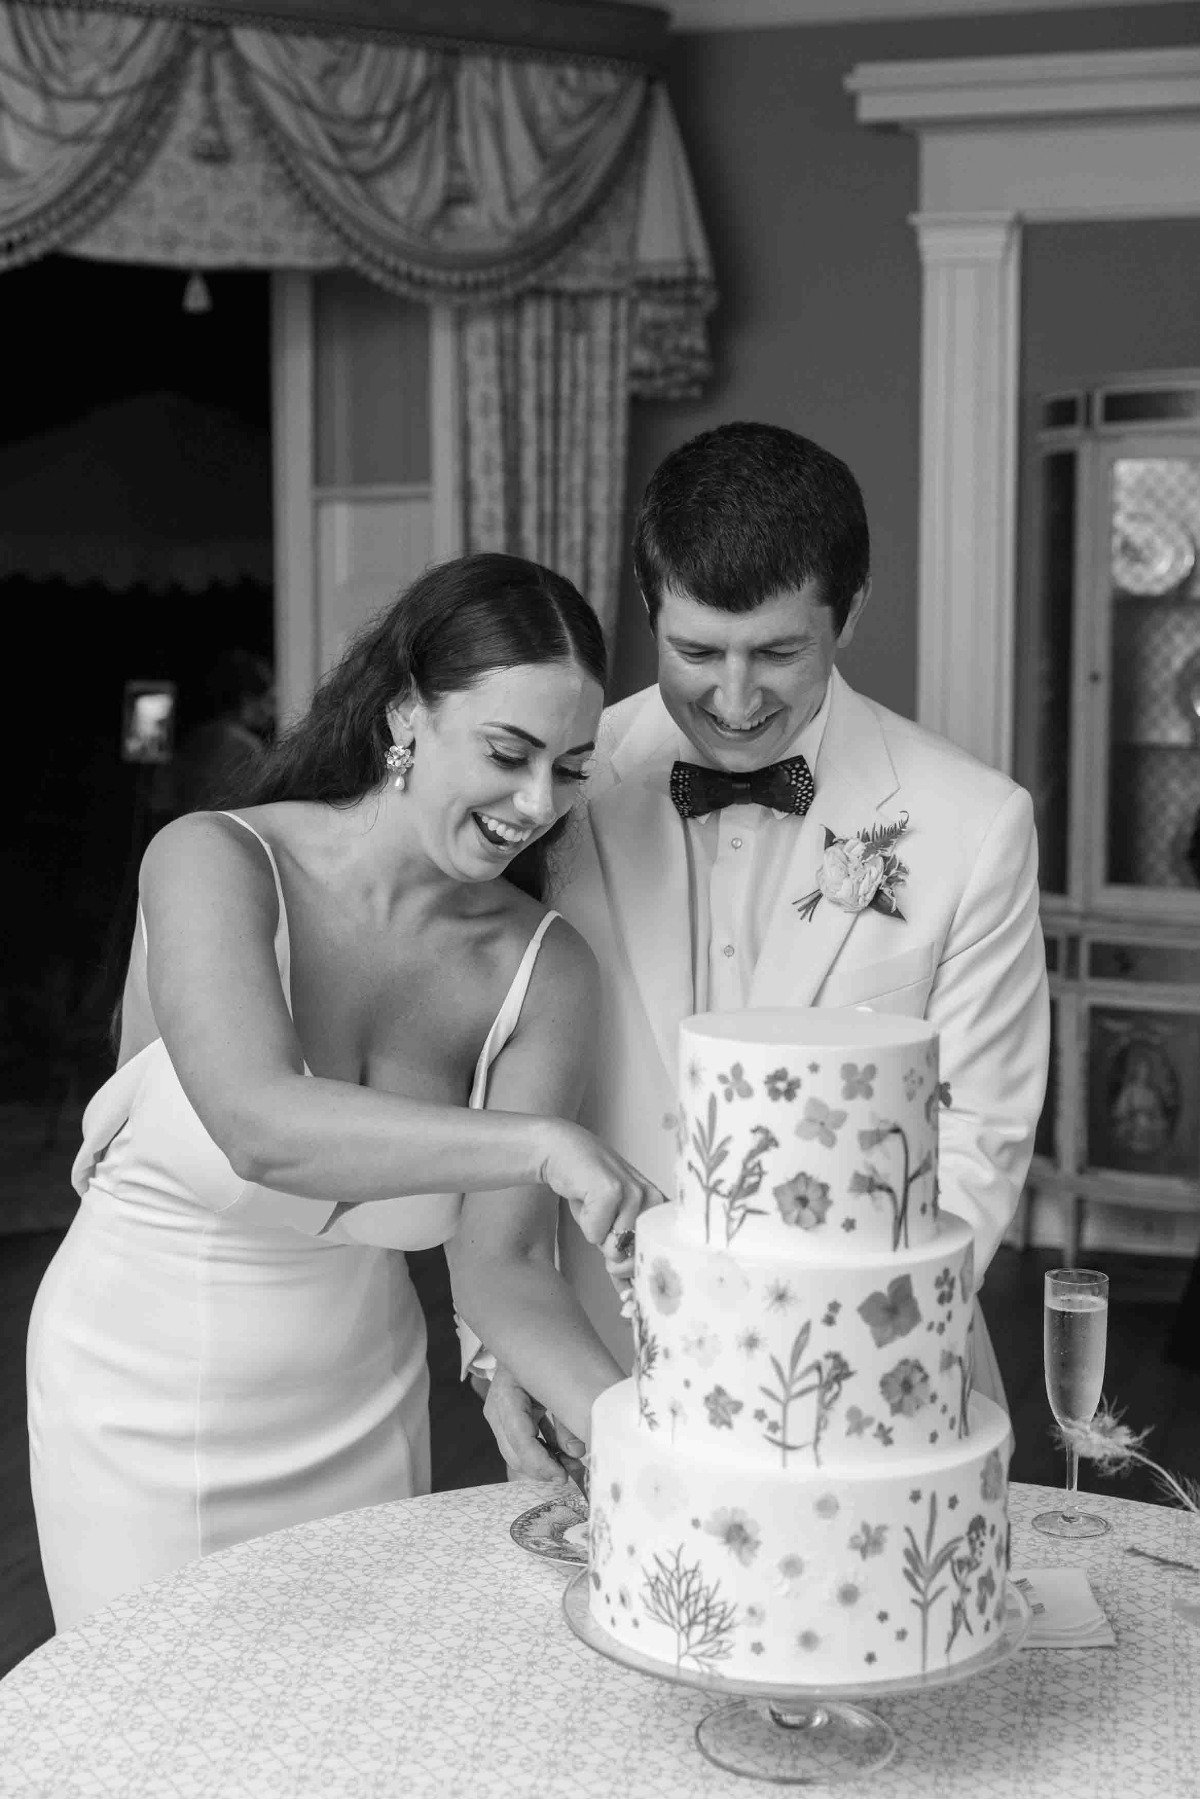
left=444, top=919, right=628, bottom=1448
left=138, top=814, right=643, bottom=1235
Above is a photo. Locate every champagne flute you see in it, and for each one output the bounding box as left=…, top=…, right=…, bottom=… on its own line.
left=1032, top=1268, right=1111, bottom=1539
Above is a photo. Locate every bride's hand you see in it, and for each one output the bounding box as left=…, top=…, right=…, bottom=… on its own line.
left=602, top=1225, right=637, bottom=1308
left=538, top=1121, right=663, bottom=1250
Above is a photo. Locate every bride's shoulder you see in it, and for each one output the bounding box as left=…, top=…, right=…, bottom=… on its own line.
left=498, top=891, right=597, bottom=1010
left=140, top=808, right=278, bottom=901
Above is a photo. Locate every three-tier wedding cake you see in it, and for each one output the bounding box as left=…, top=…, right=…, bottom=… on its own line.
left=586, top=1009, right=1012, bottom=1686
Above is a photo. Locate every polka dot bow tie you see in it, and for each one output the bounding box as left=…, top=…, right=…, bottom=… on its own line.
left=669, top=754, right=815, bottom=820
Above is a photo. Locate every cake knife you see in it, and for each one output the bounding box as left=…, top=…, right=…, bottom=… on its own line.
left=537, top=1415, right=589, bottom=1503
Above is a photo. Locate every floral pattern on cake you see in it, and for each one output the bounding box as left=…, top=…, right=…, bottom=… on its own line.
left=676, top=1022, right=939, bottom=1253
left=686, top=1094, right=778, bottom=1246
left=773, top=1171, right=833, bottom=1230
left=849, top=1120, right=934, bottom=1250
left=718, top=1063, right=753, bottom=1101
left=705, top=1508, right=762, bottom=1565
left=775, top=1554, right=806, bottom=1594
left=940, top=1346, right=973, bottom=1439
left=944, top=1513, right=990, bottom=1656
left=699, top=1255, right=751, bottom=1309
left=647, top=1258, right=682, bottom=1314
left=759, top=1323, right=854, bottom=1466
left=849, top=1521, right=889, bottom=1560
left=766, top=1067, right=802, bottom=1102
left=640, top=1547, right=738, bottom=1670
left=632, top=1210, right=976, bottom=1466
left=879, top=1356, right=932, bottom=1417
left=841, top=1062, right=877, bottom=1100
left=900, top=1491, right=1001, bottom=1674
left=980, top=1447, right=1005, bottom=1503
left=703, top=1385, right=743, bottom=1430
left=682, top=1326, right=721, bottom=1369
left=857, top=1274, right=923, bottom=1346
left=630, top=1299, right=660, bottom=1430
left=795, top=1097, right=848, bottom=1147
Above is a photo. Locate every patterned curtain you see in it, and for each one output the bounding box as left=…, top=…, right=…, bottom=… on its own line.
left=0, top=5, right=715, bottom=397
left=0, top=5, right=188, bottom=263
left=0, top=1, right=715, bottom=629
left=0, top=5, right=650, bottom=299
left=459, top=293, right=631, bottom=632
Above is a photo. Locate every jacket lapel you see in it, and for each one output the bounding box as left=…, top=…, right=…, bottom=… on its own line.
left=588, top=723, right=694, bottom=1088
left=746, top=671, right=901, bottom=1010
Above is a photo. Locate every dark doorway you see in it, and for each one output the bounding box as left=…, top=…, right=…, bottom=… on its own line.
left=0, top=255, right=272, bottom=1217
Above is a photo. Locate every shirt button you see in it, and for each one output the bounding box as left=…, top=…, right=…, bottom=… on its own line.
left=722, top=944, right=735, bottom=958
left=730, top=837, right=743, bottom=849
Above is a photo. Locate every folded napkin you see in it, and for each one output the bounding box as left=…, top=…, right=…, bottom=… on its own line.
left=1010, top=1568, right=1116, bottom=1648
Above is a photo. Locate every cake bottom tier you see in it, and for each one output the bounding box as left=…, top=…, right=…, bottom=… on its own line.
left=587, top=1382, right=1012, bottom=1688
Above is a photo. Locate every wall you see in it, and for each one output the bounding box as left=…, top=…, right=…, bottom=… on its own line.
left=613, top=1, right=1200, bottom=705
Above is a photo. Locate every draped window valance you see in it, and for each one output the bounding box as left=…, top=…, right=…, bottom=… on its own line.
left=0, top=1, right=715, bottom=398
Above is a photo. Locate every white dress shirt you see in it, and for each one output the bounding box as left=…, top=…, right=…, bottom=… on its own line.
left=680, top=680, right=831, bottom=1012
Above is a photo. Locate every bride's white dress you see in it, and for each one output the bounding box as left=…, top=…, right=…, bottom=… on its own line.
left=27, top=813, right=558, bottom=1632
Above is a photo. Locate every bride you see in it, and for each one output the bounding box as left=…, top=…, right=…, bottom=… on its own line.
left=27, top=553, right=657, bottom=1632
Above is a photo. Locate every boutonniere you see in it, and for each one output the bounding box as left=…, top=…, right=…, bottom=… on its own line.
left=793, top=813, right=910, bottom=923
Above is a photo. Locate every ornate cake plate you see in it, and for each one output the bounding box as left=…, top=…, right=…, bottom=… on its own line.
left=563, top=1570, right=1031, bottom=1785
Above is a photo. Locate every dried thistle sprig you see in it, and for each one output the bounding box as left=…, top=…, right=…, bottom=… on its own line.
left=1056, top=1401, right=1199, bottom=1517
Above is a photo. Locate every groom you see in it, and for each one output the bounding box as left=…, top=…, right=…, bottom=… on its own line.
left=479, top=421, right=1049, bottom=1481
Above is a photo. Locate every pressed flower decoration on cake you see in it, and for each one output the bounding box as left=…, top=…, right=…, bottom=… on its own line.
left=795, top=813, right=910, bottom=922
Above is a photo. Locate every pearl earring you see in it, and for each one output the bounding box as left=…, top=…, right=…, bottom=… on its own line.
left=385, top=743, right=415, bottom=791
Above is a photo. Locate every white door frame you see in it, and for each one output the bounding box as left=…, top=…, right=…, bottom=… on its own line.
left=270, top=275, right=461, bottom=723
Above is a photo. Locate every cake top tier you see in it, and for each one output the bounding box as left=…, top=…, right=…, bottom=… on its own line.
left=676, top=1008, right=942, bottom=1256
left=685, top=1010, right=937, bottom=1055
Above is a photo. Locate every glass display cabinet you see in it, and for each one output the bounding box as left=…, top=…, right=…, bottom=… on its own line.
left=1017, top=373, right=1200, bottom=1263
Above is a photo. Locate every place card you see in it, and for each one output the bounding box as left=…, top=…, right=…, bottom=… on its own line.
left=1011, top=1568, right=1116, bottom=1648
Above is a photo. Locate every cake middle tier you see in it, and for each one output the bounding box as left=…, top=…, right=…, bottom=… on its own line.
left=631, top=1203, right=978, bottom=1466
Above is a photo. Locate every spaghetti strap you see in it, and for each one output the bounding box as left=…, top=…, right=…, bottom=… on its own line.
left=220, top=812, right=294, bottom=1011
left=221, top=811, right=286, bottom=920
left=468, top=911, right=561, bottom=1106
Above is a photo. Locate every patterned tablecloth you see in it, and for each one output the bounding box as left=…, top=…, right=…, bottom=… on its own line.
left=1, top=1481, right=1196, bottom=1798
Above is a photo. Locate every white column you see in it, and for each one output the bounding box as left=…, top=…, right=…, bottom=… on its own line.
left=912, top=213, right=1020, bottom=774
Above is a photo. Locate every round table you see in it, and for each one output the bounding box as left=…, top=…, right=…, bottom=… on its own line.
left=1, top=1482, right=1196, bottom=1798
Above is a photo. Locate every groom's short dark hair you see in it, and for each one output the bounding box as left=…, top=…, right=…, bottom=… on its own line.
left=633, top=422, right=870, bottom=634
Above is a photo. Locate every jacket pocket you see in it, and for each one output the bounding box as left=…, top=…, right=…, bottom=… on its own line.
left=821, top=942, right=936, bottom=1009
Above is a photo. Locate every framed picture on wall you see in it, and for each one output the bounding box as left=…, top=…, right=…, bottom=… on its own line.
left=1086, top=1006, right=1200, bottom=1179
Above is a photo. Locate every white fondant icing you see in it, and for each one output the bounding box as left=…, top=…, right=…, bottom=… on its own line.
left=589, top=1009, right=1007, bottom=1691
left=588, top=1384, right=1011, bottom=1687
left=632, top=1205, right=977, bottom=1465
left=676, top=1011, right=941, bottom=1256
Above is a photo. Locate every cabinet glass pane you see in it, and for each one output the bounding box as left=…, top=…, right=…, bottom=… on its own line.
left=1105, top=457, right=1200, bottom=890
left=1034, top=997, right=1059, bottom=1161
left=1020, top=450, right=1076, bottom=894
left=1088, top=940, right=1200, bottom=983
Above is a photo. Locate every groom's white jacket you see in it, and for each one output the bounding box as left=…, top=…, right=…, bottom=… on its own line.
left=555, top=668, right=1050, bottom=1382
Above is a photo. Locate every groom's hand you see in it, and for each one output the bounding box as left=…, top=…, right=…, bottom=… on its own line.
left=482, top=1364, right=585, bottom=1485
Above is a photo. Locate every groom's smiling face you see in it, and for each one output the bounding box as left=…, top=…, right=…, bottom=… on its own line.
left=655, top=581, right=867, bottom=772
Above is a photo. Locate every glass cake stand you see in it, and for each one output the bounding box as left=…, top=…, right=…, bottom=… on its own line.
left=563, top=1571, right=1031, bottom=1785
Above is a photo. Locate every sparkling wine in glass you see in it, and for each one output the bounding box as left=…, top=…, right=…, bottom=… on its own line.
left=1032, top=1268, right=1111, bottom=1539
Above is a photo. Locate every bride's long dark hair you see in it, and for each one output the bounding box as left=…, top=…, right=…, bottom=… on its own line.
left=226, top=551, right=607, bottom=903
